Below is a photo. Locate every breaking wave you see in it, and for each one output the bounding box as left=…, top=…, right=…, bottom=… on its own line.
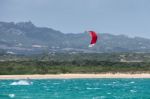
left=10, top=80, right=32, bottom=85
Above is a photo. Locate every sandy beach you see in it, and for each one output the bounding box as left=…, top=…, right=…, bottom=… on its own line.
left=0, top=73, right=150, bottom=79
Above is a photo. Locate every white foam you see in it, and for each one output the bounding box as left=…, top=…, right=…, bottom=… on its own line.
left=130, top=90, right=137, bottom=93
left=86, top=87, right=101, bottom=90
left=107, top=92, right=111, bottom=95
left=130, top=81, right=135, bottom=84
left=112, top=81, right=117, bottom=84
left=8, top=94, right=15, bottom=98
left=92, top=96, right=106, bottom=99
left=103, top=83, right=113, bottom=86
left=10, top=80, right=32, bottom=85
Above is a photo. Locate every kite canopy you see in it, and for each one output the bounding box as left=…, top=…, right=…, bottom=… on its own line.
left=88, top=31, right=98, bottom=47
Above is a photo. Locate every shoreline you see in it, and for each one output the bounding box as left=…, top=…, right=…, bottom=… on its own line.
left=0, top=73, right=150, bottom=79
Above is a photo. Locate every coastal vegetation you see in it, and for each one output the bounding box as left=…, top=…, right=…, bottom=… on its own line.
left=0, top=53, right=150, bottom=74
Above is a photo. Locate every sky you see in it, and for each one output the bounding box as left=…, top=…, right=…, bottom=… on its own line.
left=0, top=0, right=150, bottom=38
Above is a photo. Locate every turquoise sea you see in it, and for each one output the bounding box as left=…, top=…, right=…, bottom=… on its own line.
left=0, top=78, right=150, bottom=99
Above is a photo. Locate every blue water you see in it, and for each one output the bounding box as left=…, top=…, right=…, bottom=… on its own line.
left=0, top=79, right=150, bottom=99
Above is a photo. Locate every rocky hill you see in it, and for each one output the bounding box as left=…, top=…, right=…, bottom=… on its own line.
left=0, top=21, right=150, bottom=54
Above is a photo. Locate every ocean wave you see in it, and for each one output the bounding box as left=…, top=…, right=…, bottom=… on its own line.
left=8, top=94, right=15, bottom=98
left=86, top=87, right=101, bottom=90
left=130, top=90, right=137, bottom=93
left=130, top=81, right=135, bottom=84
left=10, top=80, right=32, bottom=85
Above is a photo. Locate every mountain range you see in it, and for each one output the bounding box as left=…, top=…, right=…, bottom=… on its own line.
left=0, top=21, right=150, bottom=55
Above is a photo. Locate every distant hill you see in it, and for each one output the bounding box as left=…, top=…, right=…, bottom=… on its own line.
left=0, top=21, right=150, bottom=54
